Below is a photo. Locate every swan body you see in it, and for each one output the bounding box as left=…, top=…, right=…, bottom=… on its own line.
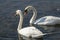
left=16, top=10, right=44, bottom=39
left=18, top=27, right=44, bottom=38
left=34, top=16, right=60, bottom=25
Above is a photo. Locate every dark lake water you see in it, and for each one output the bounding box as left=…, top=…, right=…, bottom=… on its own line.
left=0, top=0, right=60, bottom=40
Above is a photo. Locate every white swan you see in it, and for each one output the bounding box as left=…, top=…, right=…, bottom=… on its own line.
left=16, top=10, right=45, bottom=40
left=24, top=6, right=60, bottom=26
left=24, top=6, right=37, bottom=26
left=24, top=6, right=60, bottom=31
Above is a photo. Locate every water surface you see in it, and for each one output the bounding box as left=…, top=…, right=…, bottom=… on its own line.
left=0, top=0, right=60, bottom=40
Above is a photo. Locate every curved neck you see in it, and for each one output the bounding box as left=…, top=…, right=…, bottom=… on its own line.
left=17, top=12, right=23, bottom=30
left=29, top=7, right=37, bottom=26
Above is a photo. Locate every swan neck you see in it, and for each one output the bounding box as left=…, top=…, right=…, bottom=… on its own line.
left=30, top=7, right=37, bottom=26
left=17, top=12, right=23, bottom=30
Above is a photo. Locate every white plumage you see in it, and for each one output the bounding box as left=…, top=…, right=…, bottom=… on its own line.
left=18, top=27, right=44, bottom=38
left=24, top=6, right=60, bottom=26
left=24, top=6, right=60, bottom=32
left=34, top=16, right=60, bottom=25
left=16, top=9, right=44, bottom=40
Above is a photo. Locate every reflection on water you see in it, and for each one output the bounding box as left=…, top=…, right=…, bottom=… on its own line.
left=18, top=34, right=43, bottom=40
left=0, top=0, right=60, bottom=40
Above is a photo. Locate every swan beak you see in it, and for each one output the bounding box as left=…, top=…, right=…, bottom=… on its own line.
left=24, top=10, right=28, bottom=15
left=14, top=14, right=17, bottom=16
left=15, top=13, right=19, bottom=16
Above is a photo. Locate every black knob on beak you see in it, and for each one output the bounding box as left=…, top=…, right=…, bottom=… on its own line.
left=24, top=9, right=28, bottom=15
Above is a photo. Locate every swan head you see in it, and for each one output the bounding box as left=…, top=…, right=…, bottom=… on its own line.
left=25, top=6, right=33, bottom=10
left=24, top=6, right=34, bottom=15
left=16, top=10, right=22, bottom=15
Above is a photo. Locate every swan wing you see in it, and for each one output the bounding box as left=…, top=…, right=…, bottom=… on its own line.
left=37, top=21, right=55, bottom=25
left=34, top=16, right=60, bottom=25
left=34, top=17, right=46, bottom=24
